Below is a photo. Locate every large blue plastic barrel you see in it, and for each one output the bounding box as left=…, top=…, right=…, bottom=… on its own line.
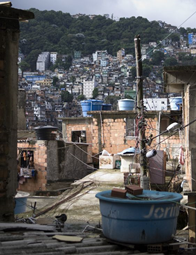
left=102, top=104, right=112, bottom=111
left=81, top=100, right=91, bottom=117
left=96, top=190, right=182, bottom=244
left=81, top=100, right=103, bottom=116
left=14, top=191, right=29, bottom=214
left=91, top=99, right=103, bottom=111
left=169, top=97, right=182, bottom=110
left=118, top=99, right=135, bottom=110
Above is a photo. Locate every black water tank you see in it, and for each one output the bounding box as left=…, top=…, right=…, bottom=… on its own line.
left=34, top=126, right=58, bottom=140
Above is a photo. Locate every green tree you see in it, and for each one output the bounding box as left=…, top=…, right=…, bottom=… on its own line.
left=61, top=91, right=73, bottom=102
left=151, top=51, right=165, bottom=65
left=104, top=95, right=120, bottom=110
left=19, top=9, right=169, bottom=60
left=52, top=76, right=59, bottom=87
left=19, top=61, right=30, bottom=76
left=143, top=64, right=152, bottom=77
left=25, top=49, right=41, bottom=71
left=170, top=33, right=180, bottom=42
left=77, top=95, right=87, bottom=101
left=164, top=57, right=178, bottom=66
left=92, top=87, right=98, bottom=99
left=130, top=66, right=136, bottom=80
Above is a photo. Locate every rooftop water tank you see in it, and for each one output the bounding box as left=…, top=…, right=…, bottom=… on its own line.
left=81, top=99, right=103, bottom=116
left=96, top=190, right=182, bottom=244
left=102, top=104, right=112, bottom=111
left=34, top=126, right=58, bottom=140
left=118, top=99, right=135, bottom=111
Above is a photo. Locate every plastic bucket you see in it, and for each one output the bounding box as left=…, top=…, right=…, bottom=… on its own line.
left=14, top=191, right=29, bottom=214
left=96, top=190, right=182, bottom=244
left=118, top=99, right=135, bottom=111
left=169, top=97, right=182, bottom=110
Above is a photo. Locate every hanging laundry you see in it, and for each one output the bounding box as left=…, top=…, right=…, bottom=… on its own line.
left=179, top=146, right=185, bottom=165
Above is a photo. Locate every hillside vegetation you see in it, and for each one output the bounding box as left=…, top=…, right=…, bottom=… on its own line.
left=19, top=9, right=196, bottom=70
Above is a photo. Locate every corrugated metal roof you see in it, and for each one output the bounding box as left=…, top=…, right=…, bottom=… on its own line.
left=0, top=223, right=134, bottom=255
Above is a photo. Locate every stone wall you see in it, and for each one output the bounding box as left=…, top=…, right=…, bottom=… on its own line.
left=0, top=10, right=19, bottom=221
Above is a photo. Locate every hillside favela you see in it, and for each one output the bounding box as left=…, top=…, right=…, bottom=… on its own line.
left=1, top=1, right=196, bottom=254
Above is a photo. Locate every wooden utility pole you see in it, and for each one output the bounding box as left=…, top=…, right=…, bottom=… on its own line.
left=134, top=35, right=148, bottom=180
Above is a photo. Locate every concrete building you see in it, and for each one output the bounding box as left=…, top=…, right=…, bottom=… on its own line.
left=50, top=52, right=57, bottom=64
left=61, top=110, right=183, bottom=169
left=0, top=4, right=34, bottom=222
left=164, top=65, right=196, bottom=243
left=17, top=133, right=89, bottom=193
left=143, top=98, right=168, bottom=111
left=83, top=77, right=97, bottom=99
left=36, top=52, right=50, bottom=72
left=18, top=90, right=27, bottom=130
left=117, top=48, right=125, bottom=62
left=93, top=50, right=108, bottom=63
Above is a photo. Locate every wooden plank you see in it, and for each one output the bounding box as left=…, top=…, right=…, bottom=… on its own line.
left=53, top=235, right=83, bottom=243
left=0, top=223, right=55, bottom=231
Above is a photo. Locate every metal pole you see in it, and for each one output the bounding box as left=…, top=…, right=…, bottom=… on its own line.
left=134, top=36, right=148, bottom=186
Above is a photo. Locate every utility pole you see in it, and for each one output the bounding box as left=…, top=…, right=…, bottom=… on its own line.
left=134, top=35, right=149, bottom=189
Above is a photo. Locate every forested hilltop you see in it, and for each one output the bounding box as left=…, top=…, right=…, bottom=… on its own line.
left=19, top=8, right=196, bottom=70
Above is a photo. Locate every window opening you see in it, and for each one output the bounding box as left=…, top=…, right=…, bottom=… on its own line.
left=71, top=131, right=86, bottom=143
left=126, top=118, right=136, bottom=137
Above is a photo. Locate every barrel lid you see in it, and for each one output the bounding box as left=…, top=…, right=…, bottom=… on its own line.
left=34, top=126, right=58, bottom=130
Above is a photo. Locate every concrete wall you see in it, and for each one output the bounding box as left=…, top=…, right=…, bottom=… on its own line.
left=17, top=140, right=88, bottom=192
left=0, top=11, right=19, bottom=221
left=164, top=66, right=196, bottom=191
left=17, top=141, right=47, bottom=192
left=47, top=141, right=88, bottom=181
left=62, top=117, right=93, bottom=163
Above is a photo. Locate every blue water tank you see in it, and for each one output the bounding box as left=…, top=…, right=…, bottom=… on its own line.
left=118, top=99, right=135, bottom=111
left=81, top=100, right=103, bottom=116
left=96, top=190, right=182, bottom=244
left=169, top=97, right=182, bottom=110
left=91, top=99, right=103, bottom=111
left=102, top=104, right=112, bottom=111
left=81, top=100, right=91, bottom=117
left=14, top=191, right=29, bottom=214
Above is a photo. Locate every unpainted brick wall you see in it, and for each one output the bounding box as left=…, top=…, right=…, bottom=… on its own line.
left=17, top=142, right=47, bottom=192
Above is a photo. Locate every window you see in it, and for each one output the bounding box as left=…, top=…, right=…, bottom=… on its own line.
left=126, top=118, right=137, bottom=137
left=20, top=150, right=34, bottom=168
left=71, top=131, right=86, bottom=143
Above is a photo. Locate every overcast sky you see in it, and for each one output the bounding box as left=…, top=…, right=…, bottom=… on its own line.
left=3, top=0, right=196, bottom=28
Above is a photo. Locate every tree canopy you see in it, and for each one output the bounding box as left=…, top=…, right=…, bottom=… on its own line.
left=61, top=90, right=73, bottom=102
left=19, top=9, right=169, bottom=69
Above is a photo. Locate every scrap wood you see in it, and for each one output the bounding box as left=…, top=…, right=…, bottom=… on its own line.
left=0, top=223, right=55, bottom=232
left=53, top=235, right=83, bottom=243
left=34, top=181, right=94, bottom=218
